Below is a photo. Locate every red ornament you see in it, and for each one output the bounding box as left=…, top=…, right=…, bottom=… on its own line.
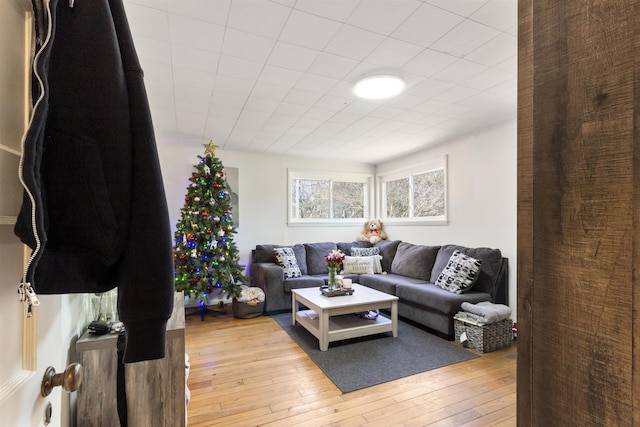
left=202, top=212, right=209, bottom=217
left=185, top=197, right=190, bottom=202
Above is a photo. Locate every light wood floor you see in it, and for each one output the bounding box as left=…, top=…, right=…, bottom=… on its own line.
left=184, top=307, right=516, bottom=427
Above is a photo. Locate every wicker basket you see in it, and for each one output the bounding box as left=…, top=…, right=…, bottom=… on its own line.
left=454, top=317, right=512, bottom=353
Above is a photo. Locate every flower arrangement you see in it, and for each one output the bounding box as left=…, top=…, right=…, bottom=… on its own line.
left=324, top=249, right=345, bottom=270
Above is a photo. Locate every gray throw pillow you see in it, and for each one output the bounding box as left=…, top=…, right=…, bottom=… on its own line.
left=304, top=242, right=338, bottom=275
left=435, top=250, right=482, bottom=294
left=273, top=247, right=302, bottom=279
left=390, top=242, right=440, bottom=281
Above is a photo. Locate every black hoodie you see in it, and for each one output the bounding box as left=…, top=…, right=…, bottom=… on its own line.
left=15, top=0, right=174, bottom=363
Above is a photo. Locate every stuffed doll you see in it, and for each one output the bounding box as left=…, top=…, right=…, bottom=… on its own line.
left=360, top=219, right=388, bottom=244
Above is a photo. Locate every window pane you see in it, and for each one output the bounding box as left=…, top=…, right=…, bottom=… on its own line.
left=332, top=181, right=365, bottom=219
left=413, top=169, right=445, bottom=217
left=292, top=179, right=330, bottom=219
left=385, top=177, right=409, bottom=218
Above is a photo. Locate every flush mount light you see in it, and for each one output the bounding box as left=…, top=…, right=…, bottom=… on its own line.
left=353, top=75, right=405, bottom=99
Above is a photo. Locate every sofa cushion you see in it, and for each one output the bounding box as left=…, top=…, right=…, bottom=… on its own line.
left=283, top=276, right=326, bottom=292
left=395, top=283, right=491, bottom=315
left=390, top=242, right=440, bottom=281
left=273, top=247, right=302, bottom=279
left=435, top=250, right=482, bottom=294
left=430, top=245, right=502, bottom=294
left=343, top=255, right=375, bottom=274
left=358, top=273, right=426, bottom=296
left=304, top=242, right=338, bottom=275
left=374, top=240, right=402, bottom=272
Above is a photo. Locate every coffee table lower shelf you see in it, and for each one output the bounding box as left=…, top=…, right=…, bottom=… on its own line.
left=295, top=309, right=395, bottom=350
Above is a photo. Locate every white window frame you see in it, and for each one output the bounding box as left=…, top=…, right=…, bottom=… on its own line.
left=377, top=155, right=448, bottom=225
left=287, top=169, right=374, bottom=226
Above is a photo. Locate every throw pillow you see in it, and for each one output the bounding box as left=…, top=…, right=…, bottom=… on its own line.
left=350, top=247, right=383, bottom=273
left=435, top=250, right=483, bottom=294
left=342, top=255, right=375, bottom=274
left=273, top=247, right=302, bottom=279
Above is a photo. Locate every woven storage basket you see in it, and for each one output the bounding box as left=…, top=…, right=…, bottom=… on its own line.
left=454, top=317, right=512, bottom=353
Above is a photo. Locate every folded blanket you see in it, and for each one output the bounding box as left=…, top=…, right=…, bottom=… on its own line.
left=460, top=301, right=511, bottom=324
left=453, top=311, right=487, bottom=325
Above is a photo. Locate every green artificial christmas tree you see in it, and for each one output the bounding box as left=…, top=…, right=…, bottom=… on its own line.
left=174, top=140, right=246, bottom=304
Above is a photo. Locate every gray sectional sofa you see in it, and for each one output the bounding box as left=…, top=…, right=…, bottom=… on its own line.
left=250, top=240, right=508, bottom=337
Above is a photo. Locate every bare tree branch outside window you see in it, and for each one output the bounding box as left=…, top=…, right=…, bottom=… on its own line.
left=385, top=178, right=409, bottom=218
left=413, top=170, right=445, bottom=217
left=291, top=178, right=367, bottom=220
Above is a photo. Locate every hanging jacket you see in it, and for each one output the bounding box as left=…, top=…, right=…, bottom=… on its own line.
left=15, top=0, right=174, bottom=363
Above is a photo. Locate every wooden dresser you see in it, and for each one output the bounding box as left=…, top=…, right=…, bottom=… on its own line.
left=76, top=292, right=185, bottom=426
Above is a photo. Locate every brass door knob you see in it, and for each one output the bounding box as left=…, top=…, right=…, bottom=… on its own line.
left=40, top=363, right=83, bottom=397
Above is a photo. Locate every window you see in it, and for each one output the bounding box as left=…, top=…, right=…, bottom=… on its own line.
left=288, top=170, right=373, bottom=225
left=379, top=156, right=447, bottom=224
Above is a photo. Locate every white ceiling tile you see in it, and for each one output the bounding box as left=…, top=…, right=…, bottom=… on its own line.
left=283, top=88, right=324, bottom=106
left=213, top=75, right=255, bottom=96
left=405, top=79, right=454, bottom=98
left=250, top=82, right=291, bottom=101
left=465, top=33, right=517, bottom=67
left=166, top=0, right=230, bottom=26
left=346, top=0, right=421, bottom=35
left=171, top=45, right=219, bottom=73
left=258, top=64, right=301, bottom=88
left=391, top=3, right=463, bottom=48
left=172, top=67, right=215, bottom=90
left=293, top=0, right=360, bottom=23
left=227, top=0, right=291, bottom=39
left=217, top=55, right=264, bottom=81
left=425, top=0, right=487, bottom=17
left=463, top=67, right=513, bottom=91
left=222, top=29, right=276, bottom=63
left=244, top=97, right=281, bottom=113
left=134, top=37, right=172, bottom=65
left=314, top=95, right=352, bottom=110
left=324, top=26, right=386, bottom=62
left=364, top=37, right=424, bottom=68
left=267, top=42, right=320, bottom=72
left=169, top=14, right=224, bottom=52
left=279, top=10, right=342, bottom=50
left=306, top=52, right=360, bottom=80
left=432, top=85, right=481, bottom=103
left=125, top=3, right=170, bottom=42
left=430, top=19, right=500, bottom=58
left=125, top=0, right=517, bottom=163
left=401, top=49, right=458, bottom=77
left=471, top=0, right=518, bottom=32
left=294, top=74, right=339, bottom=93
left=433, top=59, right=488, bottom=85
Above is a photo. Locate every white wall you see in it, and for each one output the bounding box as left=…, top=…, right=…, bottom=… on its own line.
left=157, top=120, right=517, bottom=317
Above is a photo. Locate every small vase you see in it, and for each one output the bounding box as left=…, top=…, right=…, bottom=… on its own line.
left=327, top=265, right=338, bottom=291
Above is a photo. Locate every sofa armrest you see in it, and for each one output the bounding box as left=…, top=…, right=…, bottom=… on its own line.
left=250, top=262, right=285, bottom=311
left=489, top=257, right=509, bottom=305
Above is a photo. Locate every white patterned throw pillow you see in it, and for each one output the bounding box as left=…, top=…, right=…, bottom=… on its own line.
left=435, top=250, right=483, bottom=294
left=273, top=247, right=302, bottom=279
left=342, top=255, right=375, bottom=274
left=350, top=247, right=383, bottom=273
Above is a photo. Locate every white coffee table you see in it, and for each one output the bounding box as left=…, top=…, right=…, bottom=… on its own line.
left=291, top=284, right=398, bottom=351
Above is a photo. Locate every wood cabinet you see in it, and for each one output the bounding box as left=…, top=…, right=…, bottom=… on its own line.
left=76, top=292, right=185, bottom=427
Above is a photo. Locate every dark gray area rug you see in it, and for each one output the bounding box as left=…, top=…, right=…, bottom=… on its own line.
left=272, top=312, right=479, bottom=393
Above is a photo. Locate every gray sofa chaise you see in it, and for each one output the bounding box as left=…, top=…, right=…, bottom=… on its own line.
left=249, top=240, right=508, bottom=337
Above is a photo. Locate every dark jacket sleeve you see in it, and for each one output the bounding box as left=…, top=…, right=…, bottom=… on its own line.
left=110, top=0, right=174, bottom=363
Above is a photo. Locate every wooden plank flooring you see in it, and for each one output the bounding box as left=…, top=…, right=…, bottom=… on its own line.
left=184, top=308, right=516, bottom=427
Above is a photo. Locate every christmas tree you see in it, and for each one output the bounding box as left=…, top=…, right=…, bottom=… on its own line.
left=174, top=140, right=246, bottom=303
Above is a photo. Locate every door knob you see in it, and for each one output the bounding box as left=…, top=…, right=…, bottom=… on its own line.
left=40, top=363, right=83, bottom=397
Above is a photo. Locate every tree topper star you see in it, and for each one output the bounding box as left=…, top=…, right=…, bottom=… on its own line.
left=203, top=140, right=218, bottom=157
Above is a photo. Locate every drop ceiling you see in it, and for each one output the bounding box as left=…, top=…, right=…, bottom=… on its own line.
left=123, top=0, right=517, bottom=164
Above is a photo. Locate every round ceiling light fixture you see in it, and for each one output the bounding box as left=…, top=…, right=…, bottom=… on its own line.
left=353, top=75, right=405, bottom=100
